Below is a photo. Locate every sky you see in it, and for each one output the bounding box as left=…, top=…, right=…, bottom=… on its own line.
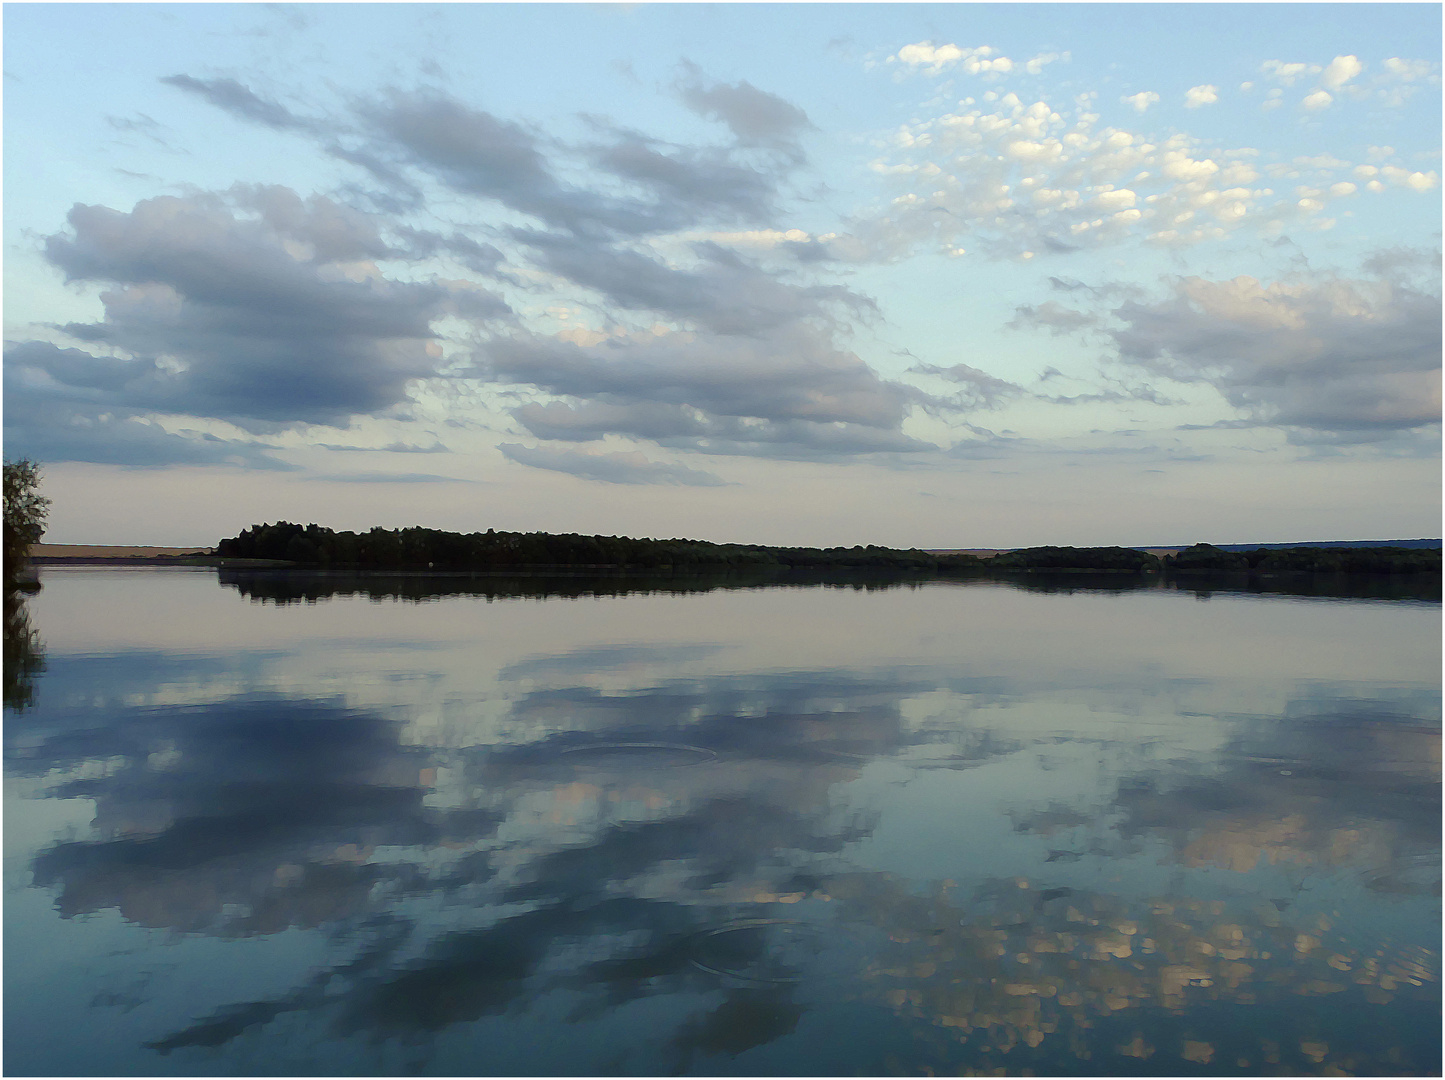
left=3, top=3, right=1441, bottom=548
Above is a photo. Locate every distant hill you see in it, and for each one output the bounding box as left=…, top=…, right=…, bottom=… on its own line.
left=1203, top=539, right=1441, bottom=552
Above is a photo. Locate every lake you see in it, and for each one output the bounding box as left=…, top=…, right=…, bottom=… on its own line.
left=4, top=567, right=1440, bottom=1076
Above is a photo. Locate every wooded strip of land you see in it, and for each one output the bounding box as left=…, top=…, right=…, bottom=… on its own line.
left=209, top=524, right=1442, bottom=576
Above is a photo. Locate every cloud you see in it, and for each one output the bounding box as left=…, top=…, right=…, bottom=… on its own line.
left=1319, top=55, right=1363, bottom=90
left=514, top=233, right=870, bottom=335
left=1109, top=265, right=1442, bottom=436
left=162, top=76, right=814, bottom=241
left=585, top=132, right=788, bottom=224
left=307, top=472, right=468, bottom=484
left=1121, top=91, right=1159, bottom=114
left=483, top=301, right=942, bottom=463
left=33, top=73, right=906, bottom=473
left=1382, top=57, right=1435, bottom=82
left=1184, top=85, right=1219, bottom=109
left=3, top=187, right=518, bottom=468
left=1374, top=58, right=1439, bottom=107
left=160, top=74, right=317, bottom=132
left=511, top=400, right=934, bottom=461
left=1009, top=300, right=1100, bottom=335
left=846, top=73, right=1441, bottom=261
left=317, top=440, right=449, bottom=454
left=484, top=324, right=914, bottom=432
left=1023, top=52, right=1069, bottom=76
left=1260, top=60, right=1316, bottom=87
left=497, top=443, right=728, bottom=486
left=1257, top=54, right=1434, bottom=109
left=358, top=90, right=589, bottom=227
left=677, top=69, right=814, bottom=156
left=32, top=190, right=500, bottom=430
left=355, top=88, right=806, bottom=239
left=3, top=341, right=297, bottom=469
left=909, top=363, right=1025, bottom=410
left=891, top=42, right=1015, bottom=77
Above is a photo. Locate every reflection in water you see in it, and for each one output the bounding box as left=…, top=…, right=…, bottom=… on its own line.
left=4, top=582, right=44, bottom=711
left=220, top=565, right=1443, bottom=606
left=4, top=568, right=1439, bottom=1075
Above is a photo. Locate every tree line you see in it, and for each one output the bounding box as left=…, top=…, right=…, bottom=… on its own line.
left=216, top=524, right=1441, bottom=576
left=215, top=521, right=981, bottom=572
left=1163, top=542, right=1441, bottom=575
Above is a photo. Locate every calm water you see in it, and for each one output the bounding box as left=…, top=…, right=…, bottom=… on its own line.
left=4, top=567, right=1440, bottom=1076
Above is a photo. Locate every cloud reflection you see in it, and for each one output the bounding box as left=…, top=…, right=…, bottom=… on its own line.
left=7, top=577, right=1439, bottom=1075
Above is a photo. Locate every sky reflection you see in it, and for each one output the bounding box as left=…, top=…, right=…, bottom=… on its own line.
left=4, top=568, right=1438, bottom=1075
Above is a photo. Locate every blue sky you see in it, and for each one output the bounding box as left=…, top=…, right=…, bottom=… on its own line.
left=4, top=3, right=1440, bottom=547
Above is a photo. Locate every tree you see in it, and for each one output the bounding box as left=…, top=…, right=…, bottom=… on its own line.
left=4, top=458, right=50, bottom=578
left=3, top=459, right=48, bottom=710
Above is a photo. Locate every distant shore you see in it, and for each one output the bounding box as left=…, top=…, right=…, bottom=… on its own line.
left=30, top=544, right=216, bottom=564
left=30, top=542, right=1438, bottom=566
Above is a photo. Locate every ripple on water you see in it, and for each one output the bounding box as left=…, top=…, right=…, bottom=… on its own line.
left=687, top=919, right=848, bottom=984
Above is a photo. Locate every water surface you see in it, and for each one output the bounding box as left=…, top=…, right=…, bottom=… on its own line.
left=5, top=568, right=1439, bottom=1075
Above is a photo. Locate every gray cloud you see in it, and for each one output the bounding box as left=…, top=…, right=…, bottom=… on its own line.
left=498, top=443, right=729, bottom=486
left=161, top=74, right=316, bottom=132
left=163, top=76, right=813, bottom=240
left=389, top=226, right=510, bottom=277
left=357, top=91, right=673, bottom=238
left=512, top=400, right=934, bottom=461
left=909, top=362, right=1025, bottom=409
left=306, top=472, right=468, bottom=484
left=356, top=87, right=808, bottom=239
left=485, top=325, right=915, bottom=431
left=677, top=68, right=814, bottom=157
left=32, top=190, right=506, bottom=430
left=317, top=441, right=450, bottom=454
left=1009, top=300, right=1099, bottom=335
left=515, top=233, right=870, bottom=335
left=587, top=132, right=783, bottom=223
left=1110, top=268, right=1441, bottom=435
left=72, top=74, right=920, bottom=475
left=4, top=346, right=294, bottom=469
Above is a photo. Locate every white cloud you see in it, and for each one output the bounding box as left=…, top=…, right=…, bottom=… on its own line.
left=1381, top=57, right=1435, bottom=82
left=1261, top=60, right=1315, bottom=86
left=1319, top=55, right=1364, bottom=89
left=848, top=84, right=1418, bottom=260
left=1184, top=85, right=1219, bottom=109
left=891, top=41, right=1014, bottom=77
left=1094, top=188, right=1137, bottom=211
left=1380, top=166, right=1440, bottom=192
left=1301, top=90, right=1333, bottom=111
left=1023, top=51, right=1069, bottom=75
left=1121, top=91, right=1159, bottom=114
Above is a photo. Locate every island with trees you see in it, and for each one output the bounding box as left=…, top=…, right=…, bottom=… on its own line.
left=212, top=521, right=1440, bottom=578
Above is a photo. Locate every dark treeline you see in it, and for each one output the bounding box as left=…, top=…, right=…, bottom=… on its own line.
left=214, top=523, right=1442, bottom=578
left=216, top=521, right=979, bottom=573
left=987, top=546, right=1159, bottom=572
left=1164, top=543, right=1441, bottom=575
